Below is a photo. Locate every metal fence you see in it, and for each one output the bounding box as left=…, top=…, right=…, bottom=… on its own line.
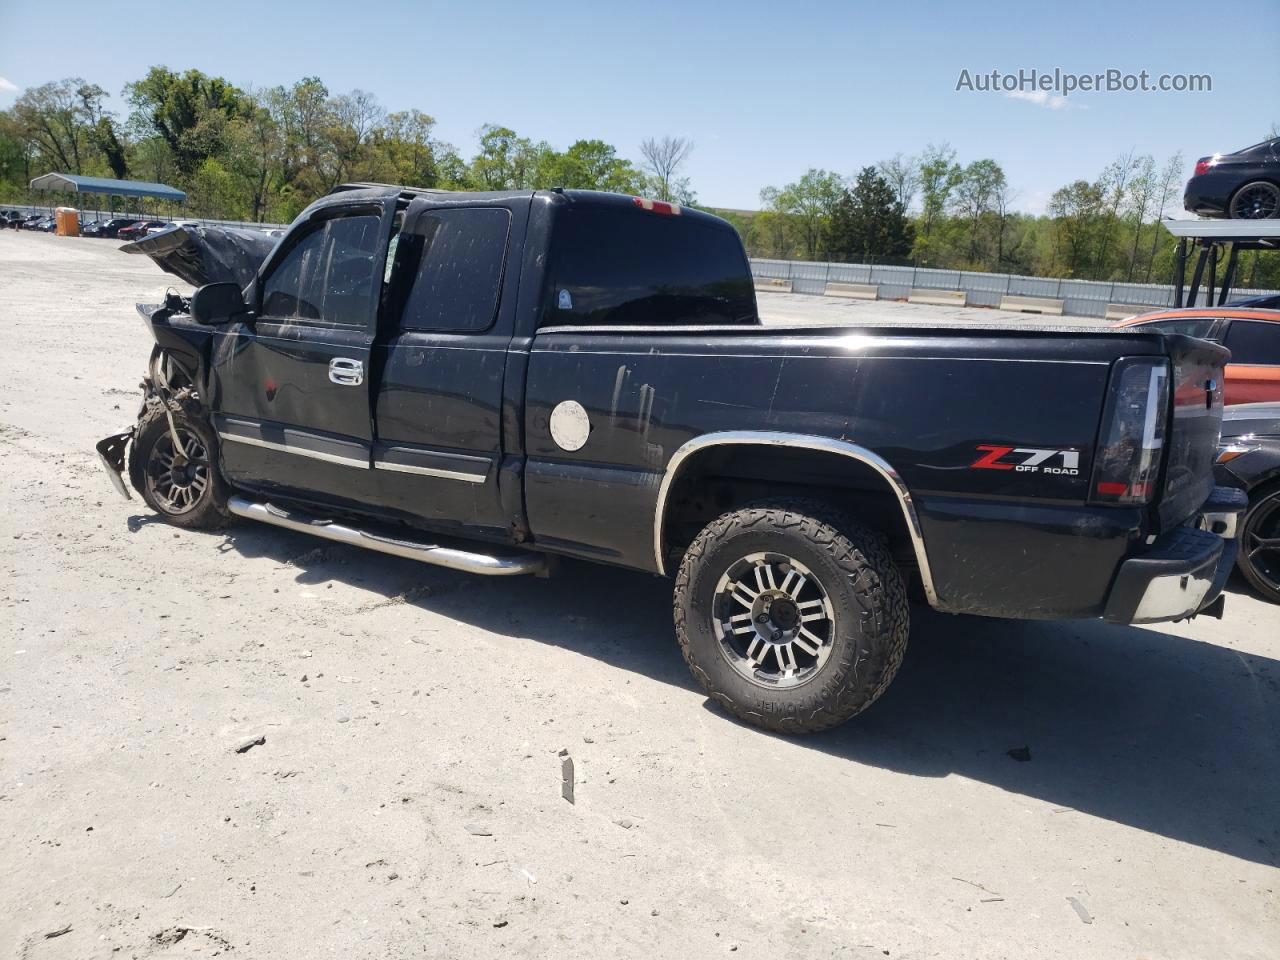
left=749, top=257, right=1280, bottom=318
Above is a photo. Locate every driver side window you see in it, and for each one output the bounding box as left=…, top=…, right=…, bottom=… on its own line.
left=261, top=214, right=382, bottom=327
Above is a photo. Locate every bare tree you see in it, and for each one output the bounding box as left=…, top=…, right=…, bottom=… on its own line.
left=1123, top=155, right=1157, bottom=281
left=877, top=153, right=920, bottom=212
left=1144, top=152, right=1184, bottom=283
left=639, top=135, right=693, bottom=202
left=1094, top=150, right=1139, bottom=278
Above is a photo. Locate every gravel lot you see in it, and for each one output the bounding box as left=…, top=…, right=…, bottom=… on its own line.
left=1, top=231, right=1277, bottom=959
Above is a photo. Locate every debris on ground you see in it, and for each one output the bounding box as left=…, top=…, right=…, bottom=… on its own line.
left=464, top=823, right=493, bottom=836
left=44, top=924, right=72, bottom=939
left=1067, top=896, right=1093, bottom=924
left=234, top=735, right=266, bottom=754
left=561, top=755, right=575, bottom=804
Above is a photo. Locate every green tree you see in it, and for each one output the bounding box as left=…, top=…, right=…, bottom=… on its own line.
left=1048, top=179, right=1105, bottom=277
left=827, top=167, right=914, bottom=263
left=772, top=168, right=843, bottom=259
left=539, top=139, right=645, bottom=192
left=952, top=159, right=1006, bottom=266
left=126, top=67, right=250, bottom=178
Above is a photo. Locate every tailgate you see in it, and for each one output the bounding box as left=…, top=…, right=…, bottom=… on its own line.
left=1159, top=334, right=1228, bottom=529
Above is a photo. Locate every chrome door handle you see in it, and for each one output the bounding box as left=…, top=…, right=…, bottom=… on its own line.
left=329, top=358, right=364, bottom=386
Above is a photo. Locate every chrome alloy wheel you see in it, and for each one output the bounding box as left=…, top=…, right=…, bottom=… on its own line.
left=145, top=427, right=210, bottom=515
left=712, top=552, right=836, bottom=688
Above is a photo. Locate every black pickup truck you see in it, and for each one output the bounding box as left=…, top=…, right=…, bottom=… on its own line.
left=99, top=184, right=1244, bottom=734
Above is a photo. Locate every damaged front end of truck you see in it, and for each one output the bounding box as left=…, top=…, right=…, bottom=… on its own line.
left=96, top=224, right=277, bottom=502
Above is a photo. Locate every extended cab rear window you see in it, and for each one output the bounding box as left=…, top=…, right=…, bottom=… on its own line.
left=542, top=204, right=757, bottom=327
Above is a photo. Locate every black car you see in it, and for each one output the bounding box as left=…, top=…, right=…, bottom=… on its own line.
left=1229, top=293, right=1280, bottom=310
left=97, top=184, right=1241, bottom=735
left=1217, top=402, right=1280, bottom=603
left=93, top=217, right=142, bottom=239
left=1184, top=137, right=1280, bottom=219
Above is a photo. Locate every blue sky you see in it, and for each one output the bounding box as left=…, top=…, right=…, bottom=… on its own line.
left=1, top=0, right=1276, bottom=212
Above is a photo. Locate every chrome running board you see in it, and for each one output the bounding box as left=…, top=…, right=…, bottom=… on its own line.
left=227, top=496, right=548, bottom=577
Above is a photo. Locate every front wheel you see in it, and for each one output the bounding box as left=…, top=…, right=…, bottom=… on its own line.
left=128, top=403, right=229, bottom=529
left=673, top=499, right=909, bottom=734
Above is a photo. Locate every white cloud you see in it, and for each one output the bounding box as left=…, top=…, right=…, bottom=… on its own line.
left=0, top=76, right=18, bottom=94
left=1004, top=89, right=1083, bottom=111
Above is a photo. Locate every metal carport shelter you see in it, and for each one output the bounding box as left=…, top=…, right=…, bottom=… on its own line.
left=27, top=173, right=187, bottom=219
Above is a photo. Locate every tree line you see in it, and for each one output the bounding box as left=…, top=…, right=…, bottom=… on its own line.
left=0, top=70, right=696, bottom=223
left=723, top=140, right=1279, bottom=288
left=0, top=71, right=1275, bottom=289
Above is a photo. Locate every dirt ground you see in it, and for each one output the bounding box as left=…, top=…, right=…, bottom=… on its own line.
left=1, top=231, right=1277, bottom=960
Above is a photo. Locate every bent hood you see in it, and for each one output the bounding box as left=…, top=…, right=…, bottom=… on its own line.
left=119, top=224, right=279, bottom=288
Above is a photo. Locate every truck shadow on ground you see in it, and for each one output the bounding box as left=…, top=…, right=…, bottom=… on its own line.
left=216, top=521, right=1280, bottom=869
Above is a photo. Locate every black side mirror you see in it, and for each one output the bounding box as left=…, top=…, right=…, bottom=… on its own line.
left=190, top=282, right=251, bottom=326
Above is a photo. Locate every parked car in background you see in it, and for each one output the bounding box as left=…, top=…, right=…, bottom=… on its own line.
left=1184, top=137, right=1280, bottom=219
left=117, top=220, right=168, bottom=240
left=1115, top=308, right=1280, bottom=404
left=1229, top=293, right=1280, bottom=310
left=1216, top=402, right=1280, bottom=603
left=20, top=214, right=45, bottom=230
left=35, top=215, right=57, bottom=232
left=94, top=218, right=141, bottom=239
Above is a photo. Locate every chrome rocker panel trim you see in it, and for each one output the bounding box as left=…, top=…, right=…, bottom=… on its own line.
left=227, top=496, right=546, bottom=576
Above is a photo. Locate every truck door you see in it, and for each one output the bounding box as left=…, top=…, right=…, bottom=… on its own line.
left=209, top=196, right=396, bottom=502
left=367, top=194, right=530, bottom=540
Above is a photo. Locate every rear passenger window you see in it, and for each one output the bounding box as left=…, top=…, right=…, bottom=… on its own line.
left=1143, top=319, right=1217, bottom=339
left=397, top=208, right=511, bottom=333
left=544, top=205, right=757, bottom=327
left=1224, top=320, right=1280, bottom=364
left=261, top=214, right=382, bottom=326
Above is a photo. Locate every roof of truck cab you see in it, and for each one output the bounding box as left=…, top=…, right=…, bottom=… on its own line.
left=327, top=182, right=732, bottom=227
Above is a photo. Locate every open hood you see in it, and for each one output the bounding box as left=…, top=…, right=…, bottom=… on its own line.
left=118, top=224, right=279, bottom=289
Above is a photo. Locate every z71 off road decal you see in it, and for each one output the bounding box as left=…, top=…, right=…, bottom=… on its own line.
left=971, top=445, right=1081, bottom=476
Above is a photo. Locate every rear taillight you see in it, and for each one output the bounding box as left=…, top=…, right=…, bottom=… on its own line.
left=1193, top=155, right=1220, bottom=177
left=1090, top=358, right=1169, bottom=505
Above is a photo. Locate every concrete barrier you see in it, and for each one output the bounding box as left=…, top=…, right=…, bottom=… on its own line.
left=908, top=288, right=967, bottom=307
left=754, top=278, right=793, bottom=294
left=1105, top=303, right=1157, bottom=322
left=999, top=294, right=1064, bottom=316
left=825, top=282, right=879, bottom=300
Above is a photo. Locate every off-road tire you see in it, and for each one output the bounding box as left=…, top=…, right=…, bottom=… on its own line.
left=128, top=401, right=229, bottom=530
left=673, top=498, right=909, bottom=734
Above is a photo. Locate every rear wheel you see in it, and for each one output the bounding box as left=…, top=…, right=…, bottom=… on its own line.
left=673, top=499, right=909, bottom=734
left=1228, top=181, right=1280, bottom=219
left=128, top=404, right=229, bottom=530
left=1238, top=484, right=1280, bottom=604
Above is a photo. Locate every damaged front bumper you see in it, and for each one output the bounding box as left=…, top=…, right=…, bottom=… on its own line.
left=95, top=429, right=134, bottom=500
left=1103, top=486, right=1248, bottom=624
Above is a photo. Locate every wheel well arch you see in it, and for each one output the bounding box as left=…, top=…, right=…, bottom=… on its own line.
left=653, top=432, right=938, bottom=605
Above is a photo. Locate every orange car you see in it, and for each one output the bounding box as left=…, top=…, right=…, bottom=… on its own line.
left=1115, top=308, right=1280, bottom=405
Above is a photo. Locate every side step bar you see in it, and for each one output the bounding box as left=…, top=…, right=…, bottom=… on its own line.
left=226, top=496, right=548, bottom=577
